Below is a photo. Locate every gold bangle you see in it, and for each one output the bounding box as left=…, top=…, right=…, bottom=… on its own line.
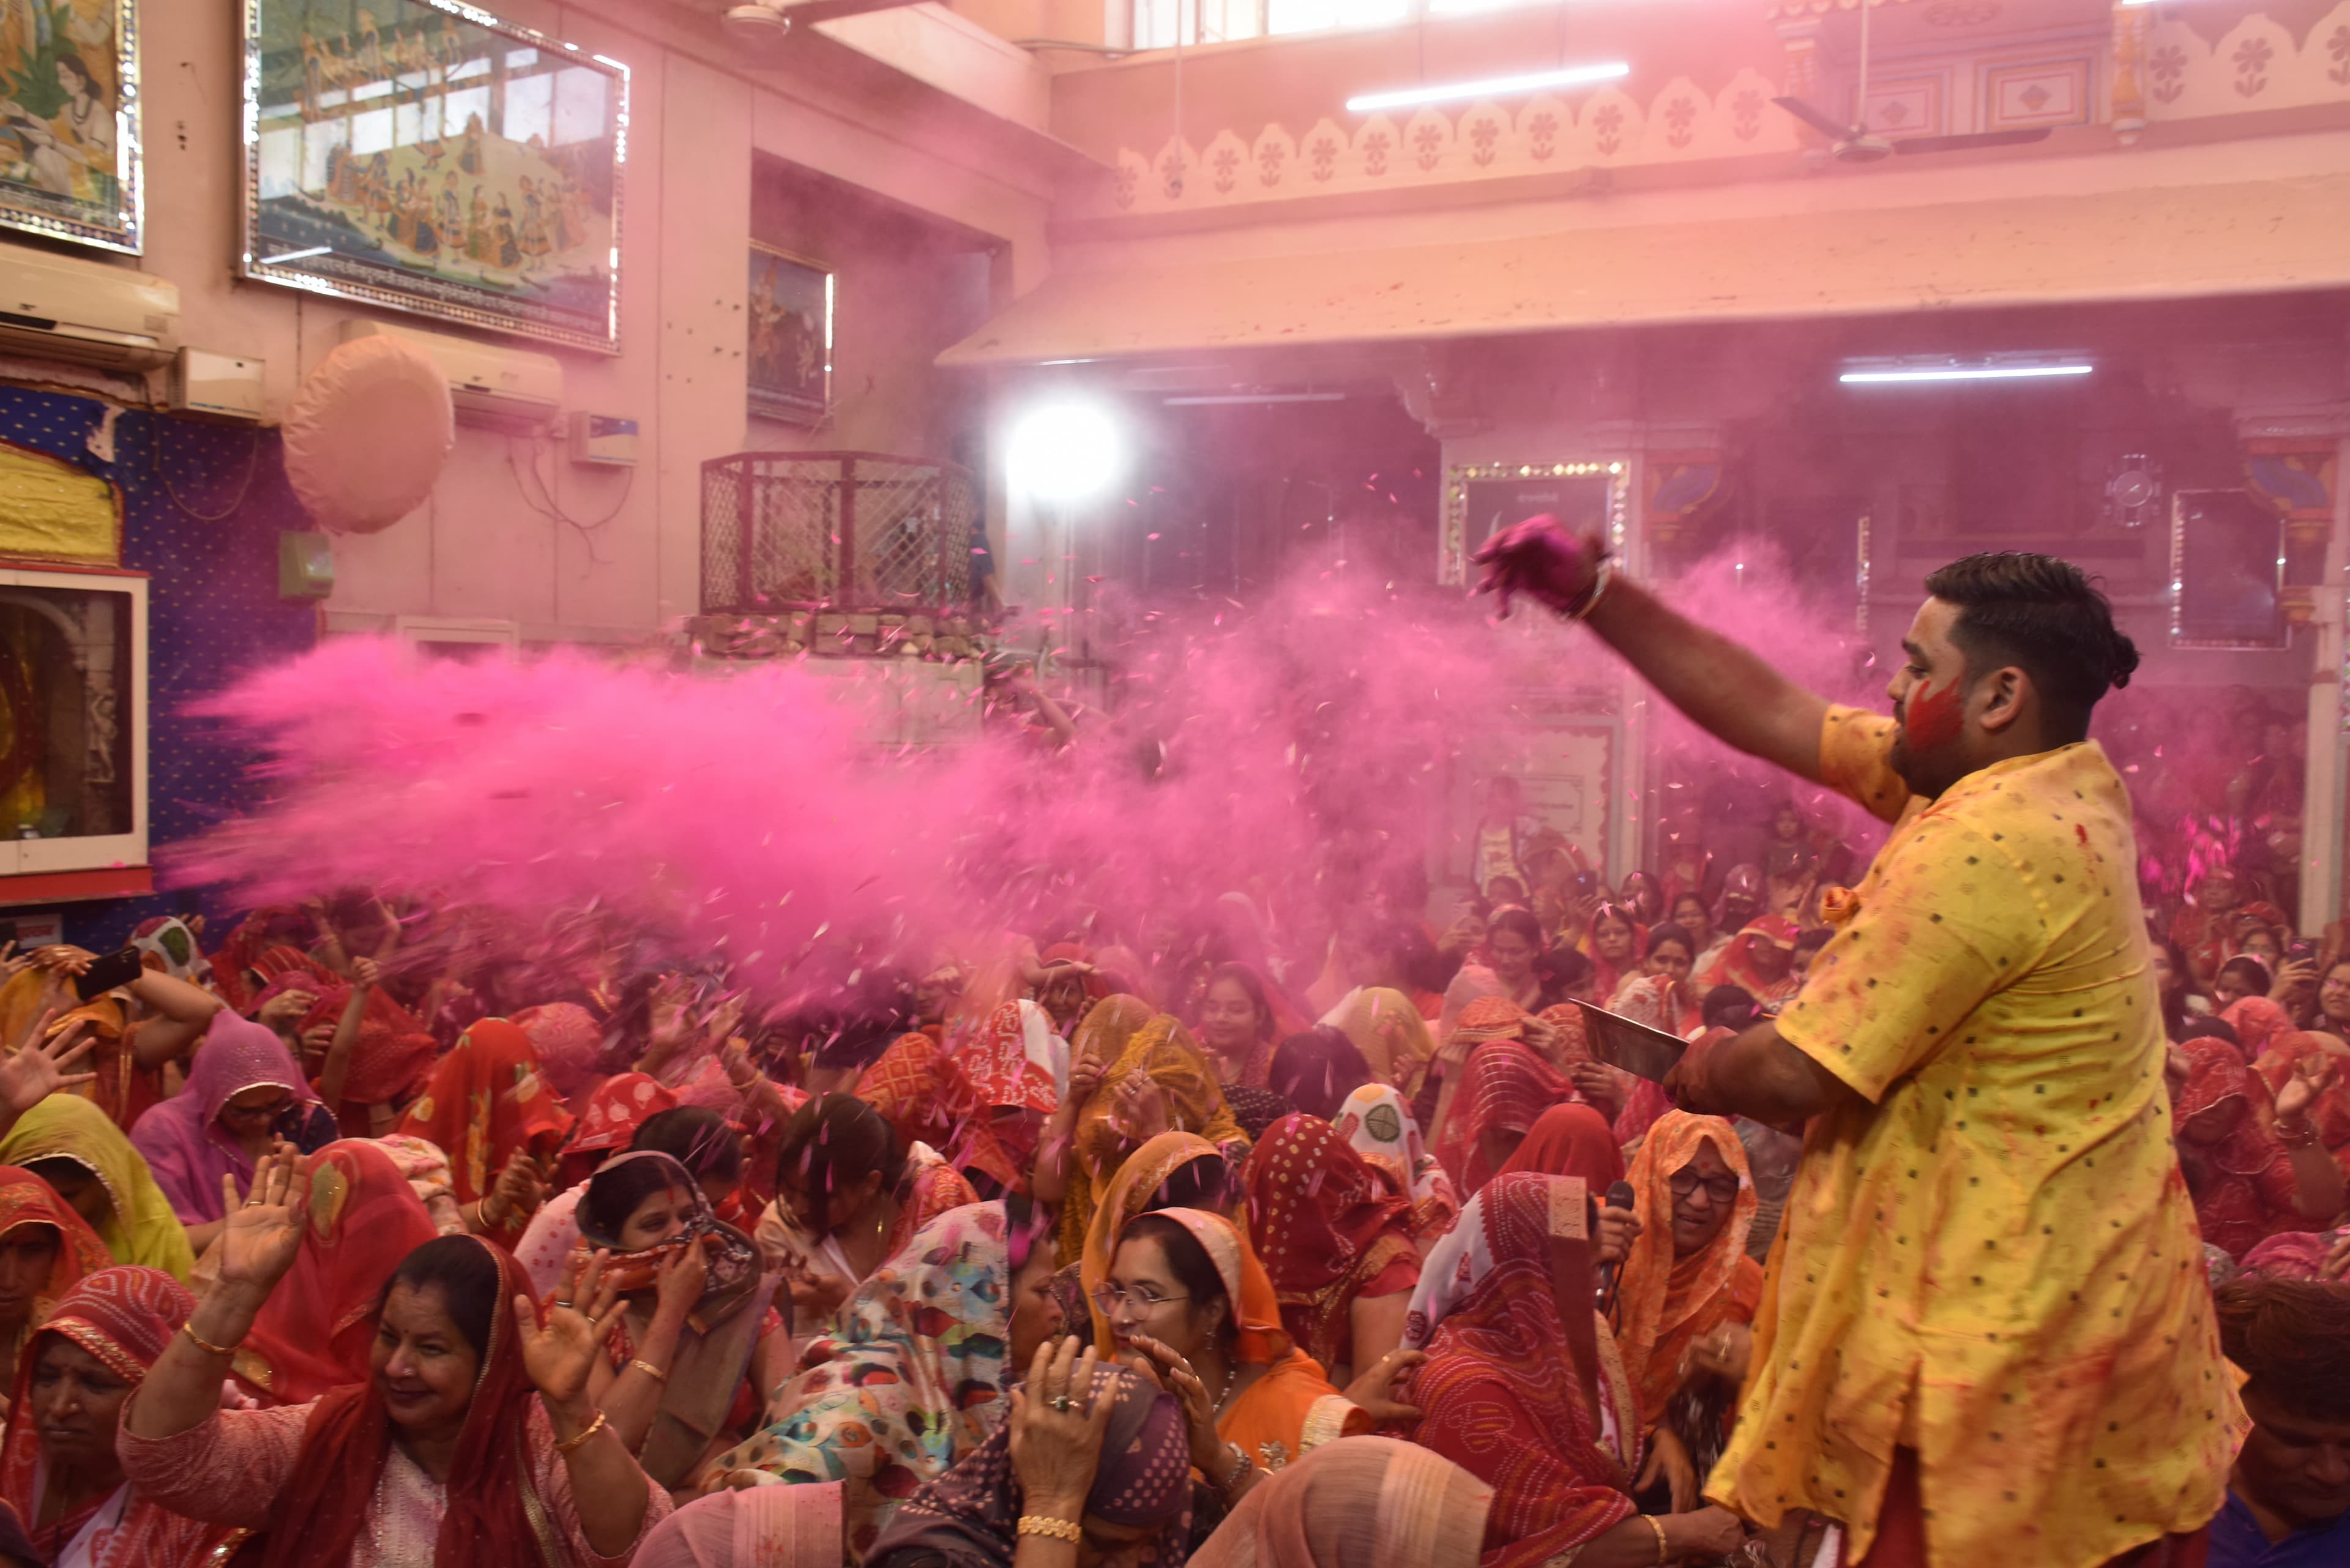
left=182, top=1322, right=239, bottom=1357
left=554, top=1409, right=609, bottom=1456
left=1646, top=1514, right=1669, bottom=1565
left=1016, top=1515, right=1083, bottom=1544
left=627, top=1358, right=669, bottom=1383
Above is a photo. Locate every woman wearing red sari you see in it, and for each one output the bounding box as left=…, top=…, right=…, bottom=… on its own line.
left=121, top=1153, right=670, bottom=1566
left=0, top=1167, right=113, bottom=1385
left=1576, top=905, right=1648, bottom=1006
left=2173, top=1034, right=2344, bottom=1257
left=1242, top=1114, right=1420, bottom=1385
left=2254, top=1031, right=2350, bottom=1181
left=1397, top=1173, right=1743, bottom=1567
left=393, top=1018, right=571, bottom=1242
left=1693, top=915, right=1803, bottom=1009
left=0, top=1265, right=229, bottom=1567
left=229, top=1141, right=442, bottom=1408
left=1433, top=999, right=1580, bottom=1197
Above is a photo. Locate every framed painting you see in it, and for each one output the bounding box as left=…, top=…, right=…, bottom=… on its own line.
left=241, top=0, right=626, bottom=354
left=0, top=0, right=141, bottom=252
left=1441, top=460, right=1627, bottom=584
left=748, top=244, right=832, bottom=425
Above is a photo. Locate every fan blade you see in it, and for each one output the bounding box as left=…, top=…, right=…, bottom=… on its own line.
left=1892, top=127, right=2053, bottom=154
left=1772, top=95, right=1856, bottom=141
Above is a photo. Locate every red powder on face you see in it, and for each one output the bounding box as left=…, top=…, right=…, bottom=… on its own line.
left=1902, top=678, right=1964, bottom=750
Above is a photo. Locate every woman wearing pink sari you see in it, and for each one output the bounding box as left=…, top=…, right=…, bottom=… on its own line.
left=129, top=1011, right=334, bottom=1254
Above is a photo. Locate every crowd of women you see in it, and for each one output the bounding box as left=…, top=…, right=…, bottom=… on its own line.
left=0, top=826, right=2328, bottom=1568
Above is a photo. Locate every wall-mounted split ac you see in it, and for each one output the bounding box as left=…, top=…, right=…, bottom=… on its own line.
left=338, top=319, right=562, bottom=432
left=0, top=244, right=179, bottom=370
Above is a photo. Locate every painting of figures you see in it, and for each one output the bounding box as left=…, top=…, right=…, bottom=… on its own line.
left=243, top=0, right=625, bottom=353
left=0, top=0, right=138, bottom=251
left=748, top=243, right=831, bottom=425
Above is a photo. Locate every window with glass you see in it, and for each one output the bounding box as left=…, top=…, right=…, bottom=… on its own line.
left=0, top=569, right=146, bottom=876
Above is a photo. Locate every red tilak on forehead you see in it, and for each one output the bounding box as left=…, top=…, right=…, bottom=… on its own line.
left=1902, top=678, right=1964, bottom=750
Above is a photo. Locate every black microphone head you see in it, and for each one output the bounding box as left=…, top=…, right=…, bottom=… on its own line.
left=1605, top=1180, right=1635, bottom=1211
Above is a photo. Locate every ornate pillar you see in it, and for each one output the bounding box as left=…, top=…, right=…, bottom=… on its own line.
left=2238, top=413, right=2349, bottom=933
left=2111, top=0, right=2150, bottom=146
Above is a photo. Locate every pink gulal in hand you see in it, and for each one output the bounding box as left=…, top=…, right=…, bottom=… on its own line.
left=1472, top=515, right=1604, bottom=619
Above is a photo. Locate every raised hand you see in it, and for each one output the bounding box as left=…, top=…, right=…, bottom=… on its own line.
left=0, top=1020, right=96, bottom=1118
left=485, top=1149, right=548, bottom=1229
left=217, top=1150, right=310, bottom=1294
left=1065, top=1050, right=1108, bottom=1105
left=2276, top=1055, right=2338, bottom=1123
left=258, top=988, right=318, bottom=1030
left=352, top=955, right=382, bottom=991
left=1471, top=517, right=1608, bottom=620
left=516, top=1247, right=625, bottom=1413
left=1571, top=1061, right=1632, bottom=1122
left=1009, top=1336, right=1117, bottom=1518
left=1341, top=1346, right=1425, bottom=1424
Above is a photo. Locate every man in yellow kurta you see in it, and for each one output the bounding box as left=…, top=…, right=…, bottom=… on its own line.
left=1470, top=532, right=2242, bottom=1565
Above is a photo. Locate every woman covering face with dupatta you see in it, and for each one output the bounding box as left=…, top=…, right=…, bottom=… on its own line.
left=704, top=1199, right=1064, bottom=1560
left=392, top=1018, right=573, bottom=1217
left=0, top=1167, right=111, bottom=1379
left=0, top=1266, right=229, bottom=1567
left=2174, top=1036, right=2319, bottom=1258
left=0, top=1097, right=193, bottom=1282
left=1430, top=1000, right=1578, bottom=1199
left=1050, top=1004, right=1246, bottom=1266
left=1332, top=1084, right=1458, bottom=1244
left=573, top=1151, right=783, bottom=1489
left=1242, top=1116, right=1420, bottom=1384
left=2255, top=1031, right=2350, bottom=1182
left=1398, top=1173, right=1740, bottom=1566
left=1324, top=988, right=1436, bottom=1102
left=229, top=1140, right=442, bottom=1408
left=1694, top=916, right=1802, bottom=1009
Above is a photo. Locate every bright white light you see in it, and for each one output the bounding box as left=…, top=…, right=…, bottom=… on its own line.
left=1010, top=401, right=1124, bottom=502
left=1840, top=363, right=2093, bottom=385
left=1346, top=61, right=1629, bottom=114
left=259, top=245, right=332, bottom=264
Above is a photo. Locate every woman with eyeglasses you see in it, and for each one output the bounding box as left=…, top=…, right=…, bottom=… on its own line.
left=129, top=1011, right=337, bottom=1255
left=1607, top=1112, right=1762, bottom=1517
left=1097, top=1207, right=1404, bottom=1490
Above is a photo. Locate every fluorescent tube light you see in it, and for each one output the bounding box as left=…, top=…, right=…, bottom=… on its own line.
left=259, top=245, right=332, bottom=265
left=1163, top=392, right=1347, bottom=406
left=1839, top=363, right=2093, bottom=385
left=1346, top=61, right=1630, bottom=114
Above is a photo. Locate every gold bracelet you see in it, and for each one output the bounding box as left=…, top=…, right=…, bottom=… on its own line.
left=182, top=1322, right=239, bottom=1357
left=1646, top=1514, right=1669, bottom=1565
left=554, top=1409, right=608, bottom=1456
left=1015, top=1515, right=1083, bottom=1544
left=627, top=1358, right=669, bottom=1383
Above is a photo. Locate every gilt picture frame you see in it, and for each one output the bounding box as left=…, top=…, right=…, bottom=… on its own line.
left=241, top=0, right=627, bottom=353
left=747, top=242, right=833, bottom=425
left=0, top=0, right=141, bottom=253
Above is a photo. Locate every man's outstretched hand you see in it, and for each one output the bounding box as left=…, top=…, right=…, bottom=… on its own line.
left=1471, top=515, right=1608, bottom=620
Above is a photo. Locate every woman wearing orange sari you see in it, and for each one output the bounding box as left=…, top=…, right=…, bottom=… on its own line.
left=1325, top=987, right=1437, bottom=1100
left=392, top=1018, right=572, bottom=1241
left=1609, top=1112, right=1761, bottom=1514
left=1098, top=1206, right=1369, bottom=1477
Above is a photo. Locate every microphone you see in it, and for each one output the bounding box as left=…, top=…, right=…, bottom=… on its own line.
left=1597, top=1180, right=1636, bottom=1313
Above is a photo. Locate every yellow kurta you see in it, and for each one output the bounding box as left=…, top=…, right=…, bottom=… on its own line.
left=1709, top=706, right=2244, bottom=1566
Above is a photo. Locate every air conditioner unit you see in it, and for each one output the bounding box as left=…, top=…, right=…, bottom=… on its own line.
left=338, top=319, right=562, bottom=431
left=0, top=244, right=178, bottom=370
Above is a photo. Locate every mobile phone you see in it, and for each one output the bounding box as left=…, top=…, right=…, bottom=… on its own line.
left=74, top=946, right=144, bottom=1002
left=2288, top=940, right=2318, bottom=964
left=1572, top=870, right=1600, bottom=898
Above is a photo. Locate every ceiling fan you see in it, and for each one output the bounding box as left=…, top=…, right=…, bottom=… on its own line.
left=1772, top=0, right=2051, bottom=162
